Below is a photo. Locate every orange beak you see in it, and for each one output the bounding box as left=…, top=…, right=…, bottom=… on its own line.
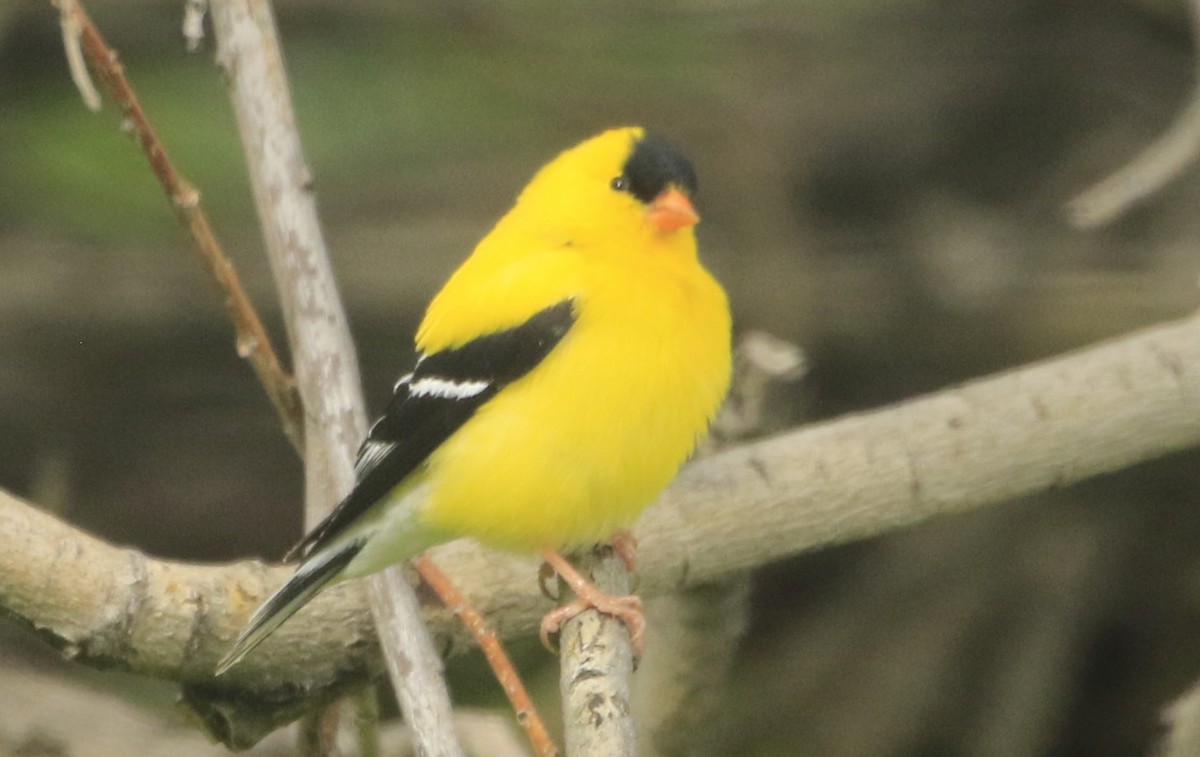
left=648, top=187, right=700, bottom=232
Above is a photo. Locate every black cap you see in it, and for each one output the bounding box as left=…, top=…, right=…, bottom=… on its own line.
left=618, top=133, right=698, bottom=205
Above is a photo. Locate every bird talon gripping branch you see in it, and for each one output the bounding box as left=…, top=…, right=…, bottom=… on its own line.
left=537, top=561, right=561, bottom=602
left=539, top=593, right=647, bottom=660
left=539, top=547, right=647, bottom=657
left=217, top=127, right=731, bottom=675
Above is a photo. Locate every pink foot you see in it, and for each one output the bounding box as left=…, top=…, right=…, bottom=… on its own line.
left=609, top=529, right=639, bottom=573
left=538, top=548, right=646, bottom=659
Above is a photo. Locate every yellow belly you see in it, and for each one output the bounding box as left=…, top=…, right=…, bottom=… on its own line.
left=419, top=259, right=730, bottom=551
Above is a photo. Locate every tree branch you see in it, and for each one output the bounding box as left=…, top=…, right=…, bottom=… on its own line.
left=3, top=309, right=1198, bottom=744
left=204, top=1, right=461, bottom=753
left=1158, top=678, right=1200, bottom=757
left=1, top=661, right=519, bottom=757
left=1065, top=0, right=1200, bottom=228
left=557, top=549, right=637, bottom=755
left=54, top=0, right=304, bottom=453
left=633, top=579, right=751, bottom=755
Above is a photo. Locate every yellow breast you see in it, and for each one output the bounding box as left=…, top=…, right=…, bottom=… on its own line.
left=418, top=235, right=731, bottom=551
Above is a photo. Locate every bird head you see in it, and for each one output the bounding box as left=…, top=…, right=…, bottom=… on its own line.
left=511, top=127, right=701, bottom=247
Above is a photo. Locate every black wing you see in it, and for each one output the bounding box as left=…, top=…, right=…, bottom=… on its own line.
left=285, top=299, right=577, bottom=562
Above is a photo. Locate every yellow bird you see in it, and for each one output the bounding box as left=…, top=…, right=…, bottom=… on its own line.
left=217, top=127, right=732, bottom=674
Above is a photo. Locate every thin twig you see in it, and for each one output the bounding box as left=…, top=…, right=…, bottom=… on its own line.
left=55, top=0, right=100, bottom=111
left=55, top=1, right=457, bottom=750
left=54, top=0, right=305, bottom=454
left=415, top=555, right=559, bottom=757
left=1066, top=0, right=1200, bottom=228
left=556, top=331, right=807, bottom=754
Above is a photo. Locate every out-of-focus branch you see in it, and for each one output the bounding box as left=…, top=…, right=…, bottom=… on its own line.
left=1157, top=678, right=1200, bottom=757
left=1066, top=0, right=1200, bottom=228
left=3, top=662, right=517, bottom=757
left=55, top=0, right=100, bottom=110
left=204, top=1, right=460, bottom=754
left=634, top=580, right=751, bottom=755
left=4, top=309, right=1199, bottom=743
left=52, top=0, right=304, bottom=453
left=710, top=330, right=807, bottom=445
left=182, top=0, right=207, bottom=52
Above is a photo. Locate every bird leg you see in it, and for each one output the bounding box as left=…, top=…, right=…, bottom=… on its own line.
left=537, top=530, right=638, bottom=604
left=608, top=528, right=639, bottom=572
left=538, top=547, right=645, bottom=659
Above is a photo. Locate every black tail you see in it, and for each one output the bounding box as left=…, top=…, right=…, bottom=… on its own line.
left=215, top=539, right=364, bottom=675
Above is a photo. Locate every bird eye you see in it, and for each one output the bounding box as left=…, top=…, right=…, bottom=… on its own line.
left=610, top=176, right=628, bottom=191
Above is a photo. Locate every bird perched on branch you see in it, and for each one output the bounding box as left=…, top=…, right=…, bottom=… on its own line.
left=216, top=126, right=731, bottom=674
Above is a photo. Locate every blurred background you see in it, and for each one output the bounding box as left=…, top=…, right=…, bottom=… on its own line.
left=3, top=0, right=1200, bottom=754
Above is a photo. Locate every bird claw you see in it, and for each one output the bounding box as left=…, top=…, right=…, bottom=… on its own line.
left=537, top=561, right=560, bottom=601
left=539, top=592, right=646, bottom=659
left=539, top=546, right=646, bottom=659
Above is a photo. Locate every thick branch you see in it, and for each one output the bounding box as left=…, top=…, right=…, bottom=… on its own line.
left=2, top=309, right=1198, bottom=736
left=2, top=662, right=520, bottom=757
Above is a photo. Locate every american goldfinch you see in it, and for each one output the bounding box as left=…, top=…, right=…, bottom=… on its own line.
left=217, top=126, right=731, bottom=674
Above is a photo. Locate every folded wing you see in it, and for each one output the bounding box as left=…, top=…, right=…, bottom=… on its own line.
left=285, top=299, right=578, bottom=562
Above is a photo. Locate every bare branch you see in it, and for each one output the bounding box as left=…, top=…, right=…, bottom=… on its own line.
left=638, top=310, right=1200, bottom=584
left=3, top=308, right=1200, bottom=742
left=53, top=0, right=304, bottom=453
left=711, top=329, right=807, bottom=444
left=204, top=1, right=460, bottom=753
left=1066, top=0, right=1200, bottom=227
left=555, top=548, right=638, bottom=754
left=55, top=0, right=100, bottom=111
left=1157, top=678, right=1200, bottom=757
left=0, top=664, right=514, bottom=757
